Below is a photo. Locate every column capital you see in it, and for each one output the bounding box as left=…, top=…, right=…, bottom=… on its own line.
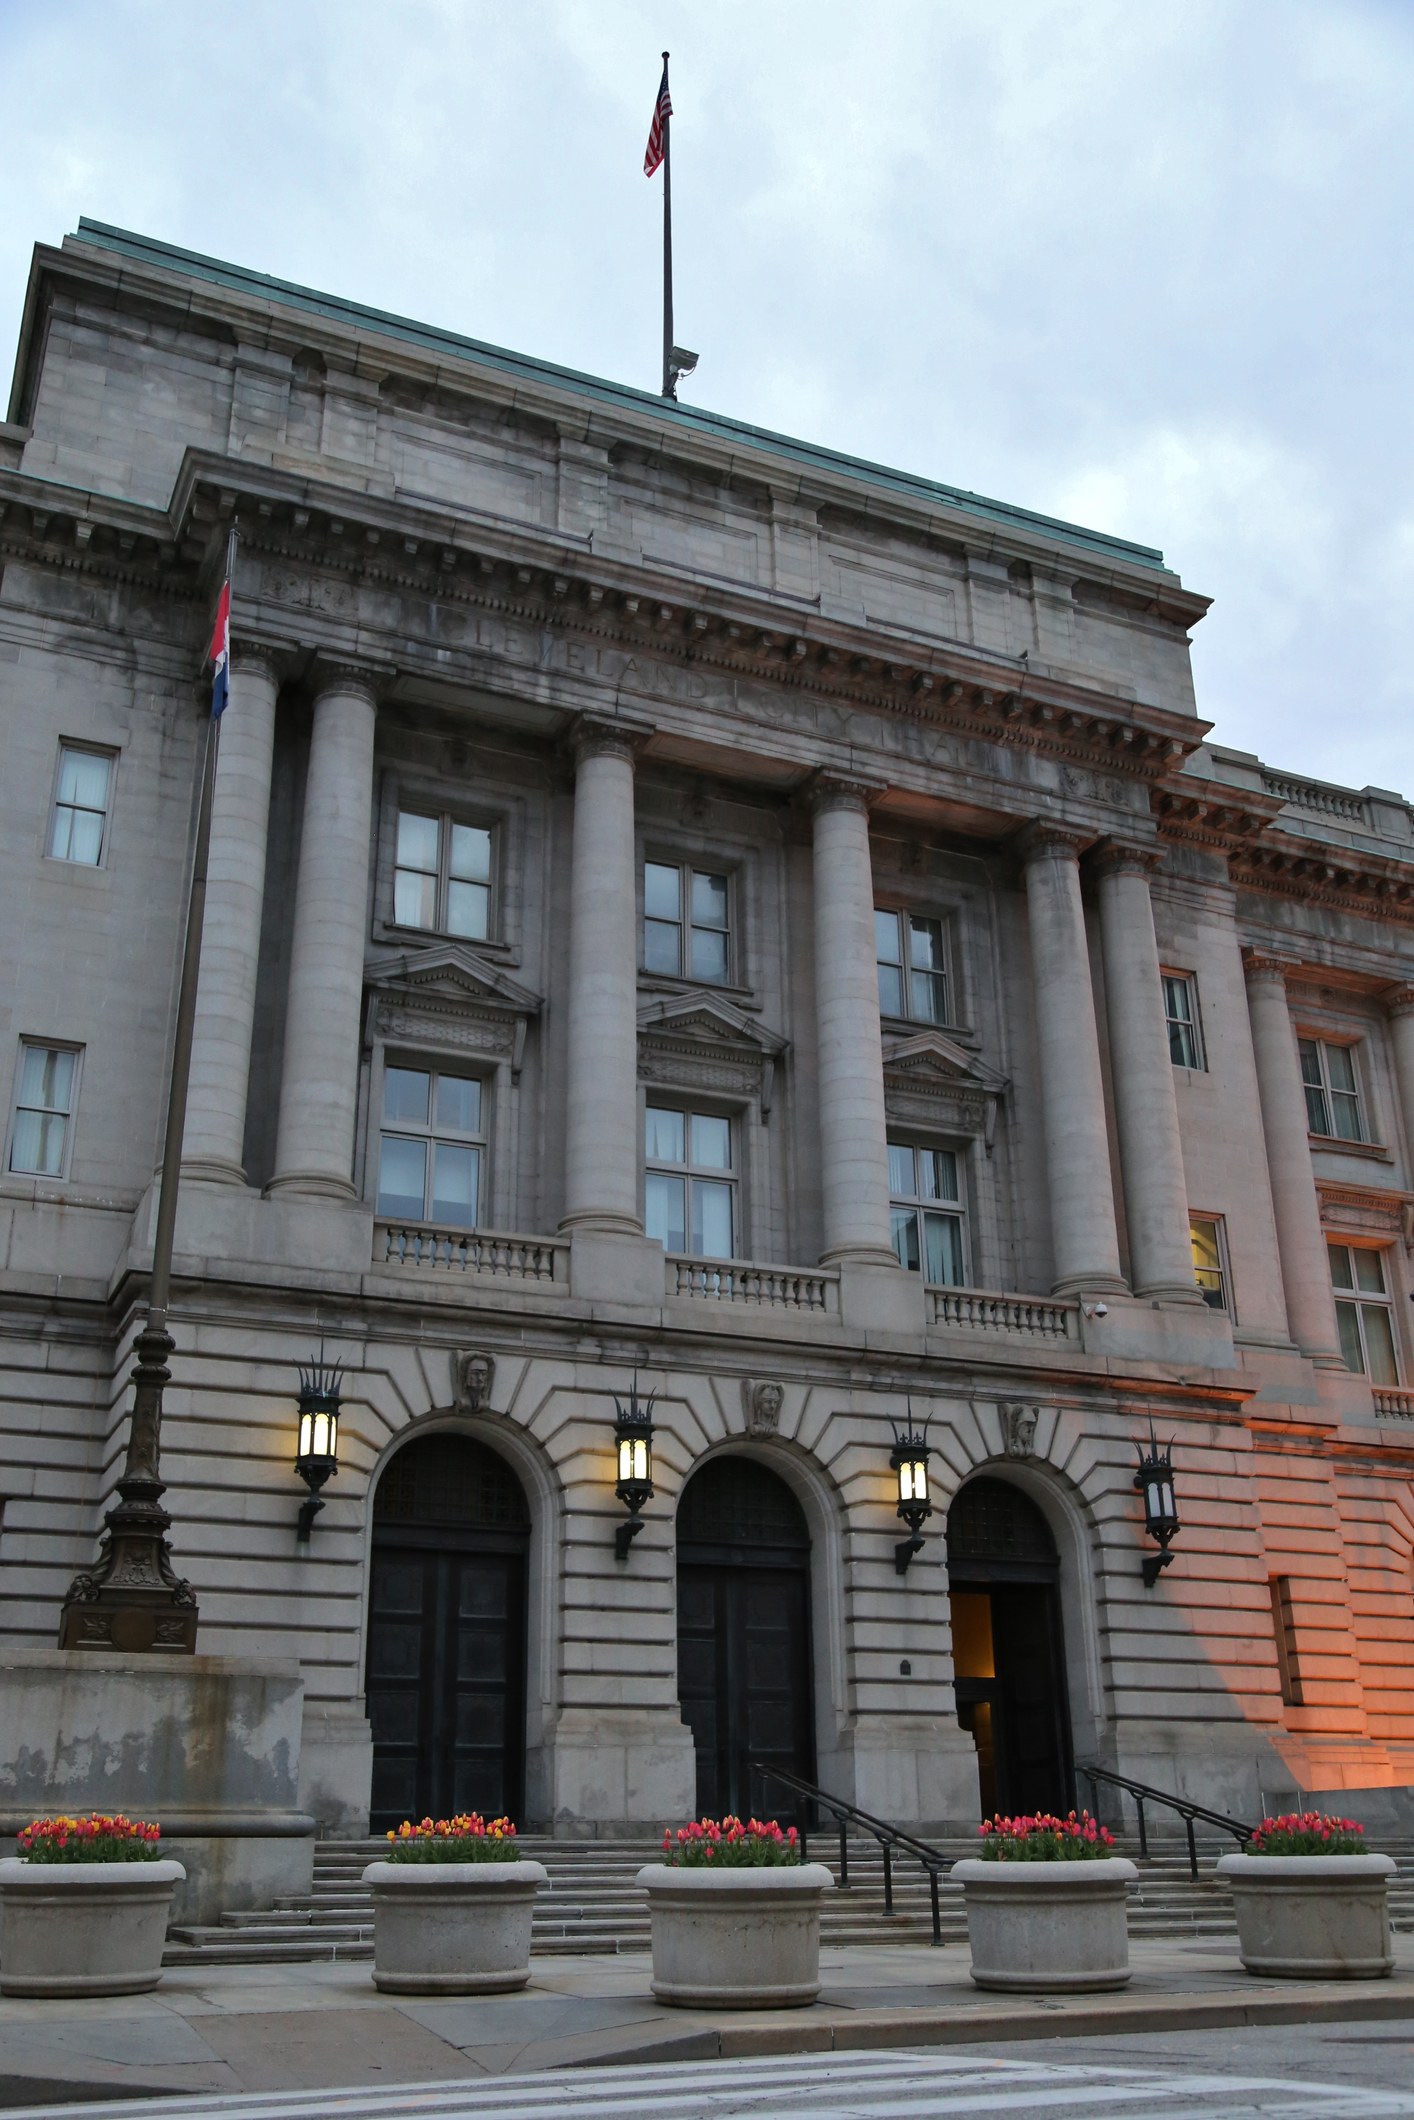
left=229, top=641, right=283, bottom=686
left=1243, top=947, right=1301, bottom=989
left=806, top=771, right=884, bottom=819
left=1384, top=984, right=1414, bottom=1021
left=566, top=713, right=653, bottom=768
left=1014, top=818, right=1091, bottom=868
left=1090, top=838, right=1162, bottom=882
left=308, top=658, right=384, bottom=710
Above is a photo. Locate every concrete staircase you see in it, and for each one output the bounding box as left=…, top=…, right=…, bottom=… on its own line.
left=163, top=1832, right=1414, bottom=1968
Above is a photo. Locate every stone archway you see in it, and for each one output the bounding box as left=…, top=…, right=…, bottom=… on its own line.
left=365, top=1430, right=530, bottom=1832
left=947, top=1475, right=1075, bottom=1819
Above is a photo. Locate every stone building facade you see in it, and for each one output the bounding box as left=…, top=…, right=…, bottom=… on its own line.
left=2, top=219, right=1412, bottom=1839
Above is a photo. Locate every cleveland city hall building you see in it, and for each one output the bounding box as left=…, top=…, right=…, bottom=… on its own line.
left=1, top=219, right=1412, bottom=1845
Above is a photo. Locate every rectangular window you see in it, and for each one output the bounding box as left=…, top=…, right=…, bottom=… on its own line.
left=888, top=1138, right=966, bottom=1285
left=1299, top=1039, right=1364, bottom=1142
left=643, top=862, right=730, bottom=983
left=1190, top=1216, right=1228, bottom=1310
left=1269, top=1576, right=1304, bottom=1707
left=393, top=811, right=493, bottom=940
left=8, top=1044, right=80, bottom=1177
left=1163, top=974, right=1203, bottom=1070
left=875, top=909, right=949, bottom=1024
left=48, top=745, right=114, bottom=866
left=1328, top=1241, right=1398, bottom=1384
left=644, top=1103, right=735, bottom=1258
left=376, top=1064, right=484, bottom=1227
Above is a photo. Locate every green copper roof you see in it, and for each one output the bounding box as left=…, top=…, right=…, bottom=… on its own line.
left=70, top=219, right=1167, bottom=574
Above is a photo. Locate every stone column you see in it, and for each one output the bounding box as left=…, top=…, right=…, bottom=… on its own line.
left=181, top=648, right=280, bottom=1185
left=1383, top=987, right=1414, bottom=1175
left=268, top=668, right=378, bottom=1201
left=560, top=725, right=642, bottom=1235
left=1094, top=845, right=1204, bottom=1304
left=1021, top=825, right=1127, bottom=1296
left=810, top=779, right=897, bottom=1267
left=1243, top=951, right=1345, bottom=1365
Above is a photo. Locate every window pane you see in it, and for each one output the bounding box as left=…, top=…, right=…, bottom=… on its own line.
left=396, top=812, right=439, bottom=872
left=691, top=872, right=728, bottom=928
left=877, top=965, right=904, bottom=1016
left=645, top=1171, right=686, bottom=1251
left=875, top=910, right=902, bottom=964
left=1304, top=1084, right=1331, bottom=1136
left=891, top=1207, right=921, bottom=1272
left=1354, top=1248, right=1386, bottom=1295
left=1335, top=1299, right=1365, bottom=1373
left=377, top=1135, right=427, bottom=1220
left=1328, top=1244, right=1354, bottom=1291
left=888, top=1143, right=916, bottom=1196
left=383, top=1067, right=430, bottom=1126
left=1361, top=1304, right=1398, bottom=1385
left=1191, top=1220, right=1225, bottom=1308
left=692, top=1179, right=734, bottom=1259
left=909, top=967, right=948, bottom=1023
left=691, top=1113, right=731, bottom=1169
left=432, top=1142, right=479, bottom=1227
left=919, top=1148, right=959, bottom=1202
left=923, top=1212, right=965, bottom=1286
left=58, top=750, right=111, bottom=809
left=435, top=1074, right=481, bottom=1134
left=446, top=878, right=489, bottom=939
left=1332, top=1091, right=1363, bottom=1142
left=1298, top=1039, right=1323, bottom=1087
left=644, top=863, right=681, bottom=919
left=644, top=919, right=681, bottom=974
left=65, top=808, right=105, bottom=864
left=10, top=1110, right=66, bottom=1175
left=1163, top=976, right=1193, bottom=1026
left=448, top=823, right=491, bottom=882
left=645, top=1106, right=685, bottom=1163
left=1169, top=1018, right=1199, bottom=1069
left=19, top=1048, right=75, bottom=1113
left=394, top=869, right=438, bottom=929
left=1326, top=1045, right=1357, bottom=1094
left=909, top=917, right=944, bottom=970
left=689, top=926, right=729, bottom=983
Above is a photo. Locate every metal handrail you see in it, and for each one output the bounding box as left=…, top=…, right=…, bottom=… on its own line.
left=751, top=1760, right=950, bottom=1944
left=1080, top=1762, right=1254, bottom=1879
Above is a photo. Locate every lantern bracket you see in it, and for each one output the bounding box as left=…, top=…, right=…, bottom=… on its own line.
left=1133, top=1420, right=1180, bottom=1588
left=295, top=1352, right=343, bottom=1544
left=611, top=1372, right=657, bottom=1562
left=889, top=1405, right=932, bottom=1576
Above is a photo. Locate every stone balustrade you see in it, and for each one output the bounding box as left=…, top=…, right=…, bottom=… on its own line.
left=667, top=1256, right=840, bottom=1313
left=1372, top=1387, right=1414, bottom=1420
left=928, top=1286, right=1078, bottom=1340
left=375, top=1223, right=570, bottom=1284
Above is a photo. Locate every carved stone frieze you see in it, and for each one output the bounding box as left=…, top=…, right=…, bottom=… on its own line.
left=364, top=940, right=542, bottom=1077
left=1317, top=1181, right=1414, bottom=1249
left=637, top=992, right=788, bottom=1115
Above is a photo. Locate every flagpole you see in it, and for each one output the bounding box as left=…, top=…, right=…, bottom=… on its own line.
left=57, top=520, right=238, bottom=1653
left=661, top=49, right=673, bottom=398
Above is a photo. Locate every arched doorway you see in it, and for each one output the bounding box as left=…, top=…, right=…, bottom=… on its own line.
left=947, top=1476, right=1074, bottom=1820
left=676, top=1456, right=815, bottom=1824
left=365, top=1432, right=529, bottom=1833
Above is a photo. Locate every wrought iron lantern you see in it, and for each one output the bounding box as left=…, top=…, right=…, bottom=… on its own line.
left=295, top=1356, right=342, bottom=1542
left=1134, top=1422, right=1179, bottom=1586
left=612, top=1372, right=656, bottom=1560
left=890, top=1405, right=932, bottom=1575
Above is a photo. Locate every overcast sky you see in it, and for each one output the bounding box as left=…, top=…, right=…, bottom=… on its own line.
left=2, top=0, right=1410, bottom=793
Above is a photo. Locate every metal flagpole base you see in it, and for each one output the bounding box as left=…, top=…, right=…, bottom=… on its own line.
left=58, top=1323, right=200, bottom=1653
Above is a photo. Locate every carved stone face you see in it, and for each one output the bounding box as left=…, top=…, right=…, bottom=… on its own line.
left=456, top=1351, right=495, bottom=1412
left=1004, top=1403, right=1038, bottom=1457
left=757, top=1383, right=783, bottom=1418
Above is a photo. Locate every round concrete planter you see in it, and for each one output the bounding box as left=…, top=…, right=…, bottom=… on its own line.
left=0, top=1856, right=185, bottom=1997
left=951, top=1856, right=1138, bottom=1992
left=635, top=1861, right=835, bottom=2008
left=1216, top=1852, right=1396, bottom=1979
left=360, top=1857, right=548, bottom=1994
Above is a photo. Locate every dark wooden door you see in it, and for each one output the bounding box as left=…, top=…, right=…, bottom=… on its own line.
left=366, top=1434, right=529, bottom=1834
left=990, top=1582, right=1071, bottom=1816
left=677, top=1564, right=812, bottom=1822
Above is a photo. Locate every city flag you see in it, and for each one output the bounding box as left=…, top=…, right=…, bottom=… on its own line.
left=208, top=577, right=230, bottom=719
left=644, top=60, right=671, bottom=176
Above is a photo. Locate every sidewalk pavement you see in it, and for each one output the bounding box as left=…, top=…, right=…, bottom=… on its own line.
left=1, top=1939, right=1412, bottom=2108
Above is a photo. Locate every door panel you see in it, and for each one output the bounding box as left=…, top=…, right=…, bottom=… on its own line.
left=987, top=1583, right=1071, bottom=1817
left=677, top=1564, right=812, bottom=1823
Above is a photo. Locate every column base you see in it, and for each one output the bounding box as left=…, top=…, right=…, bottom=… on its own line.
left=179, top=1156, right=249, bottom=1188
left=1134, top=1279, right=1208, bottom=1308
left=819, top=1242, right=902, bottom=1270
left=558, top=1209, right=644, bottom=1238
left=568, top=1226, right=666, bottom=1306
left=264, top=1170, right=358, bottom=1203
left=1051, top=1270, right=1130, bottom=1299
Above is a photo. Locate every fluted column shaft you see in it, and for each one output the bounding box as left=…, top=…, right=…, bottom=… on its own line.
left=811, top=781, right=897, bottom=1267
left=1022, top=826, right=1127, bottom=1296
left=1243, top=952, right=1345, bottom=1365
left=560, top=728, right=641, bottom=1234
left=182, top=649, right=279, bottom=1184
left=268, top=669, right=378, bottom=1200
left=1095, top=847, right=1203, bottom=1303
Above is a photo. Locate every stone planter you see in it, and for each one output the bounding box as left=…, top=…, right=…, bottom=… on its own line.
left=635, top=1862, right=835, bottom=2008
left=1216, top=1852, right=1396, bottom=1978
left=361, top=1858, right=548, bottom=1994
left=951, top=1856, right=1138, bottom=1992
left=0, top=1857, right=186, bottom=1997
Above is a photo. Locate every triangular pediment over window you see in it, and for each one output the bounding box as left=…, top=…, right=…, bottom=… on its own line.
left=881, top=1029, right=1007, bottom=1094
left=637, top=992, right=789, bottom=1117
left=365, top=942, right=542, bottom=1076
left=881, top=1029, right=1007, bottom=1147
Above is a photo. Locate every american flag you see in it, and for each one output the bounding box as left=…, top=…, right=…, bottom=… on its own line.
left=644, top=59, right=671, bottom=177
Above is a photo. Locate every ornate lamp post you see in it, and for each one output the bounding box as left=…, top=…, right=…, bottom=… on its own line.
left=295, top=1357, right=342, bottom=1541
left=612, top=1373, right=656, bottom=1560
left=1134, top=1424, right=1180, bottom=1586
left=890, top=1407, right=933, bottom=1575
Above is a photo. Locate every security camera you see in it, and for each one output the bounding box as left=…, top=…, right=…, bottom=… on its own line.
left=1095, top=1303, right=1108, bottom=1317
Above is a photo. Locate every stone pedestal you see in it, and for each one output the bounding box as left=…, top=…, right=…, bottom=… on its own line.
left=0, top=1651, right=314, bottom=1926
left=543, top=1707, right=696, bottom=1835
